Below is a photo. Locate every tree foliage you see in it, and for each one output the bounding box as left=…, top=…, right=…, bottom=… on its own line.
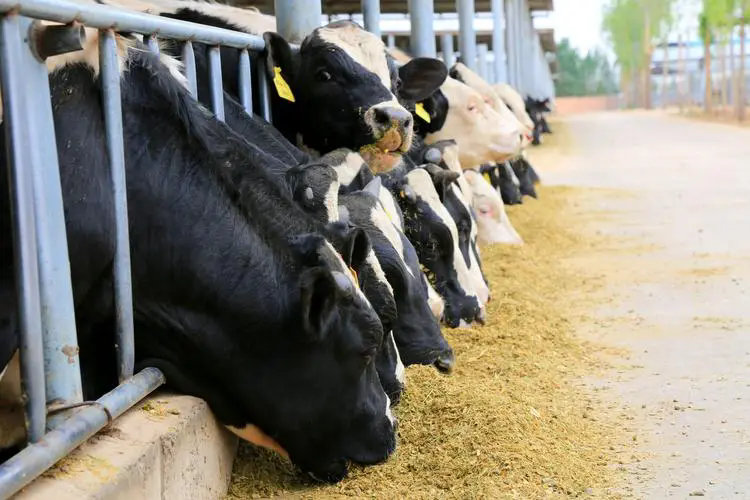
left=554, top=39, right=618, bottom=96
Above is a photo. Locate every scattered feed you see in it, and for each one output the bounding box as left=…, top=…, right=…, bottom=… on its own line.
left=228, top=186, right=622, bottom=499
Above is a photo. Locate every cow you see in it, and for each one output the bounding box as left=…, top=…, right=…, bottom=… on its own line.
left=492, top=82, right=535, bottom=139
left=383, top=168, right=484, bottom=328
left=114, top=1, right=447, bottom=170
left=0, top=33, right=395, bottom=481
left=509, top=155, right=538, bottom=199
left=463, top=169, right=523, bottom=245
left=481, top=163, right=523, bottom=206
left=525, top=96, right=552, bottom=145
left=339, top=179, right=455, bottom=373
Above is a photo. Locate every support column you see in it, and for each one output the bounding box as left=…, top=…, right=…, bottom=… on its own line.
left=477, top=43, right=489, bottom=80
left=441, top=33, right=455, bottom=67
left=409, top=0, right=436, bottom=57
left=274, top=0, right=322, bottom=43
left=387, top=34, right=396, bottom=48
left=505, top=0, right=517, bottom=87
left=457, top=0, right=477, bottom=70
left=362, top=0, right=381, bottom=37
left=491, top=0, right=507, bottom=83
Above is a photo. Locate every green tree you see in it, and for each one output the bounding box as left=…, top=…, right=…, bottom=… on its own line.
left=554, top=39, right=618, bottom=97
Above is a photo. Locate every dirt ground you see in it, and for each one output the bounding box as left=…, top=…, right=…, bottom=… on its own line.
left=530, top=110, right=750, bottom=499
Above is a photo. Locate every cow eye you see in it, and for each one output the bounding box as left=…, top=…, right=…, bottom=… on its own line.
left=316, top=70, right=332, bottom=82
left=468, top=103, right=478, bottom=113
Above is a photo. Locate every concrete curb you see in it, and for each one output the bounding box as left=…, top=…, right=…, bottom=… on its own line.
left=14, top=392, right=238, bottom=500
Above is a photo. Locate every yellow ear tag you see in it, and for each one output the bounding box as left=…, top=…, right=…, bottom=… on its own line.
left=348, top=266, right=360, bottom=288
left=483, top=172, right=492, bottom=184
left=415, top=102, right=431, bottom=123
left=273, top=67, right=295, bottom=102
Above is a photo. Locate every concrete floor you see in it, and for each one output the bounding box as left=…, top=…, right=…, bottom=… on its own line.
left=533, top=110, right=750, bottom=499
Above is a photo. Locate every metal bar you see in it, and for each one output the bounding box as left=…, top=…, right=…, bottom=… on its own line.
left=23, top=18, right=86, bottom=429
left=386, top=33, right=395, bottom=48
left=208, top=45, right=225, bottom=121
left=0, top=13, right=47, bottom=444
left=0, top=0, right=265, bottom=50
left=456, top=0, right=477, bottom=71
left=274, top=0, right=322, bottom=44
left=0, top=367, right=165, bottom=498
left=477, top=43, right=488, bottom=80
left=144, top=33, right=159, bottom=54
left=409, top=0, right=436, bottom=58
left=362, top=0, right=381, bottom=37
left=441, top=33, right=454, bottom=68
left=238, top=48, right=253, bottom=115
left=99, top=29, right=135, bottom=383
left=182, top=41, right=198, bottom=98
left=504, top=0, right=516, bottom=88
left=491, top=0, right=507, bottom=83
left=256, top=55, right=272, bottom=122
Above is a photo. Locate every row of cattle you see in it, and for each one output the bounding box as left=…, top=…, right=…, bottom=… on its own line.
left=0, top=0, right=552, bottom=483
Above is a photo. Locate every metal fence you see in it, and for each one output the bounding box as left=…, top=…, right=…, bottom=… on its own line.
left=0, top=1, right=273, bottom=496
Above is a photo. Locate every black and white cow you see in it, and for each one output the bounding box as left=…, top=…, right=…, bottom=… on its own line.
left=481, top=163, right=523, bottom=206
left=1, top=34, right=395, bottom=481
left=339, top=179, right=455, bottom=373
left=525, top=96, right=552, bottom=145
left=383, top=168, right=483, bottom=328
left=509, top=156, right=538, bottom=199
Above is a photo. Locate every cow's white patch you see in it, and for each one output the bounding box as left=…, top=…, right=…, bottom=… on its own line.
left=323, top=181, right=340, bottom=222
left=227, top=424, right=289, bottom=459
left=425, top=77, right=521, bottom=168
left=369, top=203, right=413, bottom=277
left=365, top=250, right=394, bottom=297
left=406, top=169, right=478, bottom=301
left=424, top=274, right=445, bottom=320
left=377, top=188, right=403, bottom=231
left=493, top=82, right=535, bottom=133
left=450, top=184, right=489, bottom=306
left=505, top=162, right=520, bottom=187
left=317, top=23, right=391, bottom=89
left=390, top=333, right=405, bottom=385
left=464, top=169, right=523, bottom=245
left=385, top=395, right=396, bottom=426
left=331, top=151, right=367, bottom=187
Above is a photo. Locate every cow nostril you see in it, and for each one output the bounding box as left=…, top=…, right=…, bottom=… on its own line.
left=475, top=307, right=487, bottom=326
left=433, top=351, right=455, bottom=374
left=373, top=107, right=391, bottom=126
left=373, top=107, right=412, bottom=129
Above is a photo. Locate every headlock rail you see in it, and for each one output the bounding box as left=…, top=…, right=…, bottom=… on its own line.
left=0, top=1, right=271, bottom=497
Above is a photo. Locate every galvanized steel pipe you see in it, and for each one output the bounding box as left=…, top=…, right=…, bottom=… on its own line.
left=456, top=0, right=477, bottom=71
left=441, top=33, right=454, bottom=68
left=491, top=0, right=507, bottom=83
left=477, top=43, right=489, bottom=80
left=362, top=0, right=381, bottom=37
left=274, top=0, right=321, bottom=44
left=409, top=0, right=436, bottom=58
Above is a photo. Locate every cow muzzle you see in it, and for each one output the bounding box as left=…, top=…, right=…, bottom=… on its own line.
left=360, top=103, right=414, bottom=173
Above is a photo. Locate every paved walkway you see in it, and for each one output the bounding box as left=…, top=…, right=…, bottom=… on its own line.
left=532, top=110, right=750, bottom=499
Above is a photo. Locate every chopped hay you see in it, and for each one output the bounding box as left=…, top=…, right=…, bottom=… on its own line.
left=228, top=186, right=622, bottom=499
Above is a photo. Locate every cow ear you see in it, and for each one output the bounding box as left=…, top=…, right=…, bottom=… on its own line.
left=362, top=176, right=381, bottom=198
left=299, top=268, right=338, bottom=342
left=263, top=32, right=296, bottom=89
left=423, top=164, right=459, bottom=202
left=397, top=58, right=447, bottom=102
left=448, top=64, right=461, bottom=81
left=340, top=227, right=371, bottom=273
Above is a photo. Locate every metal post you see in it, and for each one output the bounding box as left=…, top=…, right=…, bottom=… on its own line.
left=0, top=13, right=47, bottom=443
left=274, top=0, right=321, bottom=44
left=144, top=34, right=159, bottom=54
left=362, top=0, right=381, bottom=37
left=505, top=0, right=517, bottom=88
left=457, top=0, right=477, bottom=71
left=208, top=45, right=225, bottom=121
left=441, top=33, right=454, bottom=68
left=182, top=41, right=198, bottom=98
left=409, top=0, right=436, bottom=57
left=491, top=0, right=507, bottom=83
left=238, top=48, right=253, bottom=115
left=99, top=29, right=135, bottom=383
left=22, top=20, right=86, bottom=429
left=256, top=55, right=272, bottom=121
left=516, top=0, right=526, bottom=93
left=477, top=43, right=489, bottom=80
left=386, top=33, right=395, bottom=48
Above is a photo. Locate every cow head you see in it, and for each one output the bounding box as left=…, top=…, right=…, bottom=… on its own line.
left=263, top=21, right=446, bottom=171
left=384, top=168, right=482, bottom=327
left=286, top=162, right=341, bottom=223
left=413, top=77, right=522, bottom=168
left=510, top=157, right=538, bottom=199
left=340, top=181, right=455, bottom=373
left=480, top=163, right=523, bottom=206
left=464, top=169, right=523, bottom=245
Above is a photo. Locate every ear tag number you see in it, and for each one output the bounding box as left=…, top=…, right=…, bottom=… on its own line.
left=415, top=102, right=431, bottom=123
left=273, top=67, right=295, bottom=102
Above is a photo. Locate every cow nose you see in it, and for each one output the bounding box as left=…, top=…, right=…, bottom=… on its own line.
left=475, top=307, right=487, bottom=326
left=433, top=350, right=455, bottom=374
left=373, top=106, right=412, bottom=131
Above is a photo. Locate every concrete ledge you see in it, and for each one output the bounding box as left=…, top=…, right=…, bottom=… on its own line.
left=14, top=393, right=238, bottom=500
